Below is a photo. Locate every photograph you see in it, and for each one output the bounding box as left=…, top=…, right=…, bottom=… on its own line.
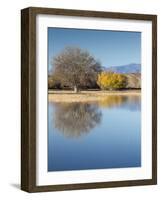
left=48, top=27, right=141, bottom=172
left=21, top=7, right=157, bottom=192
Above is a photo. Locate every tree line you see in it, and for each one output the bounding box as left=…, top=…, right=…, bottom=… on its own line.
left=49, top=47, right=141, bottom=92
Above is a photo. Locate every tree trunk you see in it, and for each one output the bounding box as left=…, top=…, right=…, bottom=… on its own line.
left=74, top=85, right=78, bottom=93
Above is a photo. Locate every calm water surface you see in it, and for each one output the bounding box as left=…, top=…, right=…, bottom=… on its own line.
left=48, top=95, right=141, bottom=171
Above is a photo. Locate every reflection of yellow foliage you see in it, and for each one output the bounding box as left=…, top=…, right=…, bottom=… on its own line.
left=98, top=95, right=127, bottom=108
left=98, top=95, right=141, bottom=109
left=97, top=72, right=127, bottom=90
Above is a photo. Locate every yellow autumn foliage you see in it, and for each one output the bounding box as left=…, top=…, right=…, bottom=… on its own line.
left=97, top=72, right=127, bottom=90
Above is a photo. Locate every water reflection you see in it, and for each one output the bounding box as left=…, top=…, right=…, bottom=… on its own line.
left=48, top=94, right=141, bottom=171
left=54, top=103, right=102, bottom=138
left=51, top=95, right=141, bottom=138
left=98, top=95, right=141, bottom=111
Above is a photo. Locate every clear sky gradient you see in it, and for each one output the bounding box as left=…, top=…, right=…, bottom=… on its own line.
left=48, top=27, right=141, bottom=71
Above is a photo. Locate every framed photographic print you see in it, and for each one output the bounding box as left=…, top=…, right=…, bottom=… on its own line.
left=21, top=7, right=157, bottom=192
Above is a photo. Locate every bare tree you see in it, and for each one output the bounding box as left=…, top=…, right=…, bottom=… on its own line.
left=51, top=47, right=101, bottom=92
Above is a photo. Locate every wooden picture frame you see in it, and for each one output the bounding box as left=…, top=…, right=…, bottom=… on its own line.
left=21, top=7, right=157, bottom=192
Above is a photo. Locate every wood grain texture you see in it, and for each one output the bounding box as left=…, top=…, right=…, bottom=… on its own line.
left=21, top=8, right=36, bottom=192
left=21, top=7, right=157, bottom=192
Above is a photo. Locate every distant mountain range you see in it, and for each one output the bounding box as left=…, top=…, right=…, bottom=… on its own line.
left=103, top=63, right=141, bottom=74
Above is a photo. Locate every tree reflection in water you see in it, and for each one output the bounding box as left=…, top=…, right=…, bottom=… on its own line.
left=54, top=103, right=102, bottom=138
left=98, top=95, right=141, bottom=111
left=52, top=95, right=140, bottom=138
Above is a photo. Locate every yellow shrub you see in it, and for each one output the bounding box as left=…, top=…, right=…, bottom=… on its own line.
left=97, top=72, right=127, bottom=90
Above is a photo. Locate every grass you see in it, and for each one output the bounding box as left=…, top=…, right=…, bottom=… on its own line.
left=48, top=89, right=141, bottom=102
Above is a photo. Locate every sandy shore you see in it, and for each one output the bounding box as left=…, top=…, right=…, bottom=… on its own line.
left=48, top=90, right=141, bottom=102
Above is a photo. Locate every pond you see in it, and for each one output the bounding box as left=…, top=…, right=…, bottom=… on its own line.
left=48, top=95, right=141, bottom=171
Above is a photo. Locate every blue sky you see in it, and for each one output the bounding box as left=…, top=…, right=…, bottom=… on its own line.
left=48, top=27, right=141, bottom=71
